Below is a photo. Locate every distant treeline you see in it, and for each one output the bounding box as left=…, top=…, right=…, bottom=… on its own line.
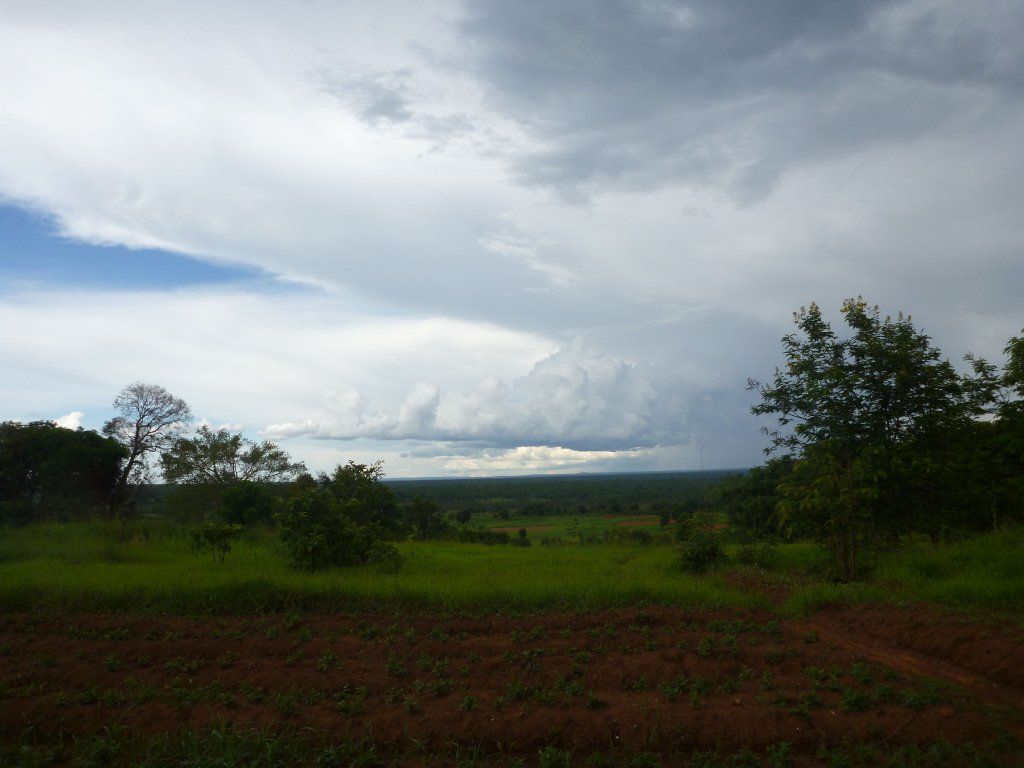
left=386, top=470, right=738, bottom=517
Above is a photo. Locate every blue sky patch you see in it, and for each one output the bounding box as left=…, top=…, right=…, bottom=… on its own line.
left=0, top=204, right=260, bottom=291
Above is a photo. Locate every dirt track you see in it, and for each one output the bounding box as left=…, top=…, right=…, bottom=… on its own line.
left=800, top=605, right=1024, bottom=715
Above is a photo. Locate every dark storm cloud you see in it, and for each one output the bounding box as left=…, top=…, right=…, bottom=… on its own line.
left=459, top=0, right=1024, bottom=196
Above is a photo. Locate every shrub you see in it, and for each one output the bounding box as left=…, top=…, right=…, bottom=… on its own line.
left=366, top=540, right=403, bottom=573
left=676, top=518, right=727, bottom=574
left=276, top=490, right=401, bottom=572
left=191, top=521, right=244, bottom=564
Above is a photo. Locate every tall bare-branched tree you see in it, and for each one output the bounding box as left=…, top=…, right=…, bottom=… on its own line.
left=103, top=383, right=192, bottom=520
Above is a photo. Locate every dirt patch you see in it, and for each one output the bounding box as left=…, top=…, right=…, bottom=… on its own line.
left=2, top=605, right=1021, bottom=758
left=614, top=520, right=663, bottom=528
left=490, top=525, right=555, bottom=533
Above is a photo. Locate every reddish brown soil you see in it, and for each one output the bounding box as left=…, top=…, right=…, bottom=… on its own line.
left=799, top=604, right=1024, bottom=708
left=1, top=605, right=1021, bottom=759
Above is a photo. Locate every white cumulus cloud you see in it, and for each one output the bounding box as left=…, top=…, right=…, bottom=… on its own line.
left=54, top=411, right=84, bottom=430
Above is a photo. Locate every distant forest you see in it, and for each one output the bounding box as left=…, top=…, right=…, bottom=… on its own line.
left=386, top=471, right=738, bottom=516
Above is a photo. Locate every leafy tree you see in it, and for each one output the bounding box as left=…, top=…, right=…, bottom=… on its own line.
left=710, top=460, right=791, bottom=541
left=406, top=496, right=449, bottom=540
left=289, top=472, right=319, bottom=496
left=276, top=489, right=400, bottom=572
left=160, top=426, right=305, bottom=485
left=675, top=513, right=727, bottom=574
left=320, top=460, right=405, bottom=537
left=953, top=330, right=1024, bottom=530
left=103, top=383, right=191, bottom=511
left=749, top=299, right=975, bottom=579
left=454, top=508, right=472, bottom=525
left=996, top=331, right=1024, bottom=510
left=0, top=421, right=127, bottom=523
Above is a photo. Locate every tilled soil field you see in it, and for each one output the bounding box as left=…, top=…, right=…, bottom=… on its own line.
left=1, top=604, right=1022, bottom=765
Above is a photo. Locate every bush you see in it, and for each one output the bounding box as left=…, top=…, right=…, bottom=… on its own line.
left=276, top=490, right=402, bottom=572
left=676, top=517, right=728, bottom=574
left=191, top=521, right=244, bottom=564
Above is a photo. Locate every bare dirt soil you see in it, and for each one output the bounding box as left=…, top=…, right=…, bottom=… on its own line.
left=1, top=604, right=1021, bottom=760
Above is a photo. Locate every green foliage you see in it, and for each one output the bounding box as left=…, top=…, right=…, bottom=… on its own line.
left=511, top=528, right=532, bottom=547
left=321, top=461, right=406, bottom=538
left=219, top=481, right=280, bottom=526
left=406, top=496, right=450, bottom=540
left=710, top=460, right=791, bottom=540
left=0, top=420, right=128, bottom=524
left=161, top=426, right=305, bottom=485
left=676, top=516, right=727, bottom=574
left=191, top=521, right=244, bottom=564
left=749, top=298, right=1008, bottom=579
left=387, top=470, right=727, bottom=520
left=276, top=489, right=401, bottom=572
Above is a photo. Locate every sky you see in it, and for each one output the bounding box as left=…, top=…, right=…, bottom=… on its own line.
left=1, top=0, right=1022, bottom=477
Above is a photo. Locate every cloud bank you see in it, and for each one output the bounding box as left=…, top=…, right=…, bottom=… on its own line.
left=1, top=1, right=1022, bottom=474
left=266, top=338, right=689, bottom=449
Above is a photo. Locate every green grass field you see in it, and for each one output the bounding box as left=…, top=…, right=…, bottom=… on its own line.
left=1, top=521, right=1022, bottom=617
left=778, top=527, right=1024, bottom=616
left=0, top=521, right=755, bottom=613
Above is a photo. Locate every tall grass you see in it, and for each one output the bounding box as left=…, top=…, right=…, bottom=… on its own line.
left=783, top=527, right=1024, bottom=616
left=0, top=521, right=759, bottom=613
left=873, top=527, right=1024, bottom=610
